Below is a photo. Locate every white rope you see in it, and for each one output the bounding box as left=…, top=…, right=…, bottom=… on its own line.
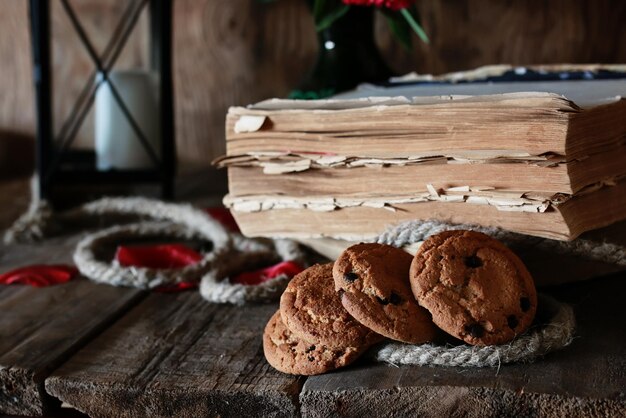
left=3, top=200, right=54, bottom=244
left=200, top=238, right=305, bottom=305
left=72, top=197, right=232, bottom=250
left=73, top=222, right=226, bottom=289
left=377, top=219, right=626, bottom=267
left=4, top=195, right=307, bottom=301
left=373, top=295, right=575, bottom=367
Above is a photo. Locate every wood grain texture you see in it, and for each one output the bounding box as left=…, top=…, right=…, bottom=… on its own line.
left=0, top=279, right=144, bottom=415
left=0, top=193, right=146, bottom=416
left=45, top=297, right=303, bottom=418
left=300, top=274, right=626, bottom=417
left=0, top=131, right=35, bottom=181
left=173, top=0, right=315, bottom=164
left=2, top=0, right=626, bottom=167
left=0, top=1, right=35, bottom=136
left=377, top=0, right=626, bottom=75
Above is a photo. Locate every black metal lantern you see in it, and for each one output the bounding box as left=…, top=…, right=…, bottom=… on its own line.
left=28, top=0, right=175, bottom=206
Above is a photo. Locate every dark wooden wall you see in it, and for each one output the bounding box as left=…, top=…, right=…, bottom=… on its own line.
left=1, top=0, right=625, bottom=169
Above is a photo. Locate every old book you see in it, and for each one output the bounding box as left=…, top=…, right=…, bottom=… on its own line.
left=220, top=73, right=626, bottom=241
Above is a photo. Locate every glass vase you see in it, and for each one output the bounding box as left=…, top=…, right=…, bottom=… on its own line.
left=290, top=5, right=394, bottom=99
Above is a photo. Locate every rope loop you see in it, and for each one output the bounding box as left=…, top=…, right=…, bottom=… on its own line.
left=200, top=237, right=307, bottom=305
left=373, top=295, right=575, bottom=367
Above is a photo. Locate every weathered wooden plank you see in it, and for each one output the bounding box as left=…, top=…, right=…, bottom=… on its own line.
left=300, top=274, right=626, bottom=417
left=0, top=218, right=146, bottom=416
left=45, top=296, right=303, bottom=418
left=0, top=279, right=144, bottom=416
left=0, top=235, right=81, bottom=271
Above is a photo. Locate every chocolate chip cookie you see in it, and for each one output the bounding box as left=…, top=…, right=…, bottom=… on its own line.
left=280, top=263, right=382, bottom=348
left=410, top=230, right=537, bottom=346
left=333, top=243, right=437, bottom=344
left=263, top=310, right=367, bottom=375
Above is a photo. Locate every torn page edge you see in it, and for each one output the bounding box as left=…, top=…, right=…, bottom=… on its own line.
left=214, top=151, right=566, bottom=171
left=233, top=115, right=267, bottom=133
left=224, top=174, right=625, bottom=214
left=223, top=189, right=555, bottom=215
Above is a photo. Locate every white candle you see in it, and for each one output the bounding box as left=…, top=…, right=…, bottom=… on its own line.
left=95, top=70, right=160, bottom=170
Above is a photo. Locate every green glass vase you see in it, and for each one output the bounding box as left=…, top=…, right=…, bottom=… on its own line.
left=289, top=5, right=394, bottom=100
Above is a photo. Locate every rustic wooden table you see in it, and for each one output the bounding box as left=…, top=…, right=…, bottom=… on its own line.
left=0, top=179, right=624, bottom=417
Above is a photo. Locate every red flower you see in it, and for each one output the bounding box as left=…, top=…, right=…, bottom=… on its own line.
left=341, top=0, right=415, bottom=11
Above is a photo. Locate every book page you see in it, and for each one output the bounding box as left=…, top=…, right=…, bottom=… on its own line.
left=334, top=79, right=626, bottom=109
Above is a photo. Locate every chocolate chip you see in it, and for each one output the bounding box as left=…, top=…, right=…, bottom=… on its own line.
left=377, top=292, right=403, bottom=305
left=305, top=345, right=316, bottom=353
left=507, top=315, right=519, bottom=329
left=464, top=255, right=482, bottom=268
left=465, top=323, right=484, bottom=338
left=389, top=292, right=402, bottom=305
left=307, top=356, right=315, bottom=361
left=343, top=272, right=358, bottom=282
left=520, top=297, right=531, bottom=312
left=337, top=289, right=345, bottom=299
left=376, top=296, right=390, bottom=305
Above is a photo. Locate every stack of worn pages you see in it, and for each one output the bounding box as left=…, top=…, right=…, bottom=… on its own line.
left=217, top=65, right=626, bottom=244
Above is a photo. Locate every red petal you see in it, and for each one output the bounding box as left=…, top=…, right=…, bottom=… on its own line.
left=0, top=265, right=78, bottom=287
left=154, top=281, right=198, bottom=293
left=204, top=207, right=240, bottom=233
left=231, top=261, right=304, bottom=286
left=116, top=244, right=202, bottom=269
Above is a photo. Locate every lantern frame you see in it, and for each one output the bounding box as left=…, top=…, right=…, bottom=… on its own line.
left=28, top=0, right=175, bottom=205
